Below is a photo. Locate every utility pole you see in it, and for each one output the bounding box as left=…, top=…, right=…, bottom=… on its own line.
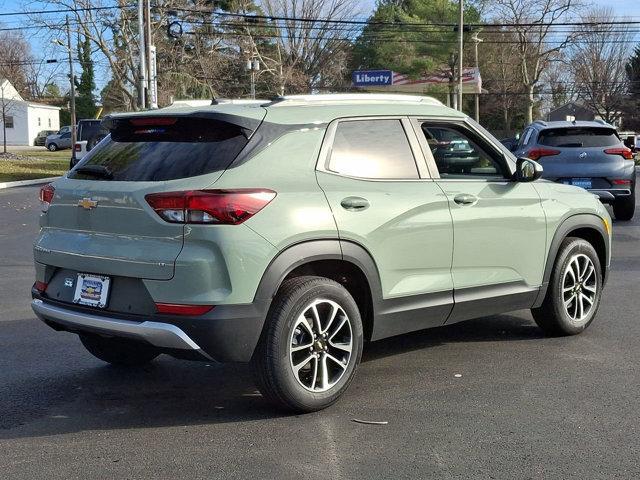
left=1, top=85, right=7, bottom=154
left=144, top=0, right=157, bottom=109
left=138, top=0, right=146, bottom=109
left=247, top=58, right=260, bottom=99
left=65, top=16, right=77, bottom=152
left=457, top=0, right=464, bottom=112
left=472, top=31, right=483, bottom=122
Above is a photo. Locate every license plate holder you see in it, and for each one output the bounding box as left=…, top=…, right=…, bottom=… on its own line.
left=563, top=178, right=592, bottom=189
left=73, top=273, right=110, bottom=308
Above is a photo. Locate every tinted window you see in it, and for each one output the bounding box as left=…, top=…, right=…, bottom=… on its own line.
left=421, top=124, right=506, bottom=178
left=68, top=117, right=249, bottom=182
left=539, top=128, right=620, bottom=147
left=328, top=119, right=418, bottom=179
left=78, top=120, right=109, bottom=151
left=521, top=128, right=533, bottom=146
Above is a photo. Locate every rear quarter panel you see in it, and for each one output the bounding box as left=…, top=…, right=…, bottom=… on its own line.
left=211, top=126, right=337, bottom=249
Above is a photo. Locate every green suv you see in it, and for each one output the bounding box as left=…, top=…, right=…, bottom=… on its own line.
left=32, top=94, right=612, bottom=412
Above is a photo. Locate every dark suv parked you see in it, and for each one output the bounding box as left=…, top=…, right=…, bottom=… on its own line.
left=514, top=120, right=636, bottom=220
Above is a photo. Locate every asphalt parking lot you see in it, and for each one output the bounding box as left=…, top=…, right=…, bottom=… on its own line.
left=1, top=183, right=639, bottom=479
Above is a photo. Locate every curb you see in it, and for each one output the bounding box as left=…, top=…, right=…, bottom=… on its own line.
left=0, top=177, right=61, bottom=190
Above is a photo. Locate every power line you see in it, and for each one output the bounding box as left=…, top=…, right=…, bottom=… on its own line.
left=175, top=16, right=640, bottom=36
left=165, top=6, right=640, bottom=29
left=179, top=25, right=640, bottom=45
left=0, top=5, right=122, bottom=17
left=1, top=3, right=639, bottom=29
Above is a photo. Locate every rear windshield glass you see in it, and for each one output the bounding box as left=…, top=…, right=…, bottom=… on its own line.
left=68, top=117, right=249, bottom=181
left=538, top=127, right=620, bottom=148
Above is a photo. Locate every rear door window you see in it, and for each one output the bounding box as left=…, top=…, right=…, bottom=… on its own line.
left=328, top=119, right=419, bottom=179
left=538, top=128, right=620, bottom=148
left=68, top=117, right=250, bottom=181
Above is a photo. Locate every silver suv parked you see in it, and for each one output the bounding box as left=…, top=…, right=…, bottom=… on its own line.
left=514, top=120, right=636, bottom=220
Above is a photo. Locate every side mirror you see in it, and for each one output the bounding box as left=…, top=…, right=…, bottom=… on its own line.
left=515, top=157, right=543, bottom=182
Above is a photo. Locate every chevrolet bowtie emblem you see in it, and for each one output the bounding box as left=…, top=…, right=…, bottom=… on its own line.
left=78, top=198, right=98, bottom=209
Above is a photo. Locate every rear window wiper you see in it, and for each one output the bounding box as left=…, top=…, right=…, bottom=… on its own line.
left=74, top=164, right=114, bottom=180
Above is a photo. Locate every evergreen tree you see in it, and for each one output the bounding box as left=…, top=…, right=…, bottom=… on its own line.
left=624, top=45, right=640, bottom=130
left=351, top=0, right=481, bottom=76
left=75, top=33, right=97, bottom=119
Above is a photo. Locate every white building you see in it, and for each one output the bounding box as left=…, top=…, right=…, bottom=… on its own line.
left=0, top=79, right=61, bottom=146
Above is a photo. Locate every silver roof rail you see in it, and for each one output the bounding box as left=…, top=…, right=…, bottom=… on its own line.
left=533, top=119, right=547, bottom=126
left=212, top=98, right=269, bottom=105
left=166, top=98, right=268, bottom=108
left=263, top=93, right=445, bottom=107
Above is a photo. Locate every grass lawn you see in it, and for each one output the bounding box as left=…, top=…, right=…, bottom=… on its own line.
left=0, top=148, right=70, bottom=183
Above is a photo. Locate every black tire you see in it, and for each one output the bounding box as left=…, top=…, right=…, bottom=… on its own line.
left=531, top=237, right=603, bottom=336
left=252, top=276, right=364, bottom=412
left=47, top=143, right=58, bottom=151
left=79, top=334, right=159, bottom=366
left=612, top=191, right=635, bottom=221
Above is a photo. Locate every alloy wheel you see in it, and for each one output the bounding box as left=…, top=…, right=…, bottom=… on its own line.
left=289, top=299, right=353, bottom=392
left=561, top=253, right=597, bottom=323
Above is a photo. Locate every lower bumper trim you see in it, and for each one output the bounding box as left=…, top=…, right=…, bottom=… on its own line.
left=31, top=299, right=212, bottom=360
left=588, top=189, right=631, bottom=202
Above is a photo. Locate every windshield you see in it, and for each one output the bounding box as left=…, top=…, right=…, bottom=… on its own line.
left=68, top=116, right=250, bottom=182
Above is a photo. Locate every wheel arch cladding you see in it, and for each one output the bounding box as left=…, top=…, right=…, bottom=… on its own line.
left=534, top=214, right=610, bottom=308
left=254, top=240, right=380, bottom=342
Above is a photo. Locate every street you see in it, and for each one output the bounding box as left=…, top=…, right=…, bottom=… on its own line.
left=1, top=183, right=639, bottom=479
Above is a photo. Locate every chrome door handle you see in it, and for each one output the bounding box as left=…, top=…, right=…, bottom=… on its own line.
left=453, top=194, right=478, bottom=206
left=340, top=196, right=370, bottom=211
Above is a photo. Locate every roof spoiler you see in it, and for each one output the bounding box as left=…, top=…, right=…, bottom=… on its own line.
left=101, top=111, right=263, bottom=134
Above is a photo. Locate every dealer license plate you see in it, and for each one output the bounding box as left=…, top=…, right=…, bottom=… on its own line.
left=73, top=274, right=110, bottom=308
left=570, top=178, right=592, bottom=189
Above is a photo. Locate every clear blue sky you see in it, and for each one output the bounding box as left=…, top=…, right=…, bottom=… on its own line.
left=1, top=0, right=639, bottom=92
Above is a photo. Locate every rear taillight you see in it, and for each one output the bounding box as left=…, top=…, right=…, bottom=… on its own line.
left=145, top=189, right=276, bottom=225
left=526, top=148, right=561, bottom=161
left=74, top=143, right=81, bottom=152
left=604, top=147, right=634, bottom=160
left=34, top=281, right=48, bottom=293
left=611, top=179, right=632, bottom=185
left=155, top=303, right=214, bottom=316
left=39, top=183, right=55, bottom=212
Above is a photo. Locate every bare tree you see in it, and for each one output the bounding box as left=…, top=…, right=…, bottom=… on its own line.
left=570, top=7, right=633, bottom=125
left=31, top=0, right=141, bottom=111
left=480, top=29, right=525, bottom=133
left=0, top=31, right=32, bottom=97
left=489, top=0, right=581, bottom=124
left=242, top=0, right=361, bottom=95
left=26, top=61, right=62, bottom=99
left=541, top=58, right=573, bottom=112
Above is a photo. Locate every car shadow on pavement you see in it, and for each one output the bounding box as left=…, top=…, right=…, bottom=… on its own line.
left=363, top=313, right=544, bottom=363
left=0, top=313, right=542, bottom=440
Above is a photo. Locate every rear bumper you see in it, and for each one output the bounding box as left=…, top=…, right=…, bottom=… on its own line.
left=32, top=299, right=213, bottom=360
left=31, top=296, right=269, bottom=363
left=588, top=188, right=632, bottom=203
